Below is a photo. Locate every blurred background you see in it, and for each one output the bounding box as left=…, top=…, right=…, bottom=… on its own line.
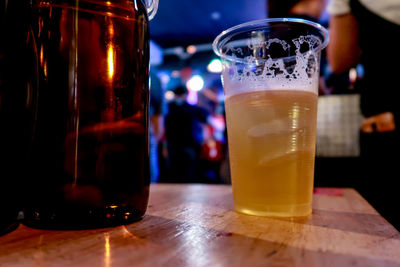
left=0, top=0, right=364, bottom=187
left=148, top=0, right=362, bottom=186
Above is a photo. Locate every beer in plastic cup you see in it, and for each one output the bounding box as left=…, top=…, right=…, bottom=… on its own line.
left=213, top=18, right=328, bottom=217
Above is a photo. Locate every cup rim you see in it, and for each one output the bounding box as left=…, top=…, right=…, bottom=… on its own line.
left=212, top=17, right=329, bottom=63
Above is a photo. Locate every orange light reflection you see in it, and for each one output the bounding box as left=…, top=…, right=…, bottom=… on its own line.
left=43, top=60, right=48, bottom=78
left=40, top=45, right=44, bottom=66
left=107, top=22, right=115, bottom=80
left=104, top=233, right=111, bottom=267
left=107, top=45, right=114, bottom=79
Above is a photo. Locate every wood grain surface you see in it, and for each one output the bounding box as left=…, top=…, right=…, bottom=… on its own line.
left=1, top=184, right=399, bottom=267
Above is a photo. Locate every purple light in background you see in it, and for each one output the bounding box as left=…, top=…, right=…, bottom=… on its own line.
left=187, top=90, right=198, bottom=105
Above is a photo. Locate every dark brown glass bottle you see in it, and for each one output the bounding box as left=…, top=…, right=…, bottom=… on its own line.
left=24, top=0, right=150, bottom=229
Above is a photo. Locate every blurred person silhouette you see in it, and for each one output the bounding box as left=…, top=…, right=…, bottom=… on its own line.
left=149, top=71, right=165, bottom=183
left=196, top=81, right=227, bottom=183
left=164, top=85, right=209, bottom=183
left=267, top=0, right=328, bottom=23
left=267, top=0, right=331, bottom=95
left=327, top=0, right=400, bottom=229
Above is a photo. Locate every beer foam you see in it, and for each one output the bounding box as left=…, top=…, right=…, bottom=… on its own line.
left=222, top=35, right=321, bottom=97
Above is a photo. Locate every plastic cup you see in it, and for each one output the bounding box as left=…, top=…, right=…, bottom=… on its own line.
left=213, top=18, right=328, bottom=217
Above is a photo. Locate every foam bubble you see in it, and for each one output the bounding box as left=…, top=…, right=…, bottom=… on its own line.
left=222, top=35, right=321, bottom=97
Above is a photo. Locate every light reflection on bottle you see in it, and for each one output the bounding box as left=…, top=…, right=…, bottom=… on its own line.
left=107, top=44, right=114, bottom=80
left=40, top=44, right=44, bottom=66
left=104, top=21, right=116, bottom=121
left=43, top=61, right=48, bottom=79
left=107, top=22, right=115, bottom=80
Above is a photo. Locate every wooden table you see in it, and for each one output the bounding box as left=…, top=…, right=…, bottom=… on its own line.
left=1, top=184, right=399, bottom=266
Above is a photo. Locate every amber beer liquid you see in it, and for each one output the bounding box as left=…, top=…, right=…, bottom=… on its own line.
left=225, top=89, right=318, bottom=217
